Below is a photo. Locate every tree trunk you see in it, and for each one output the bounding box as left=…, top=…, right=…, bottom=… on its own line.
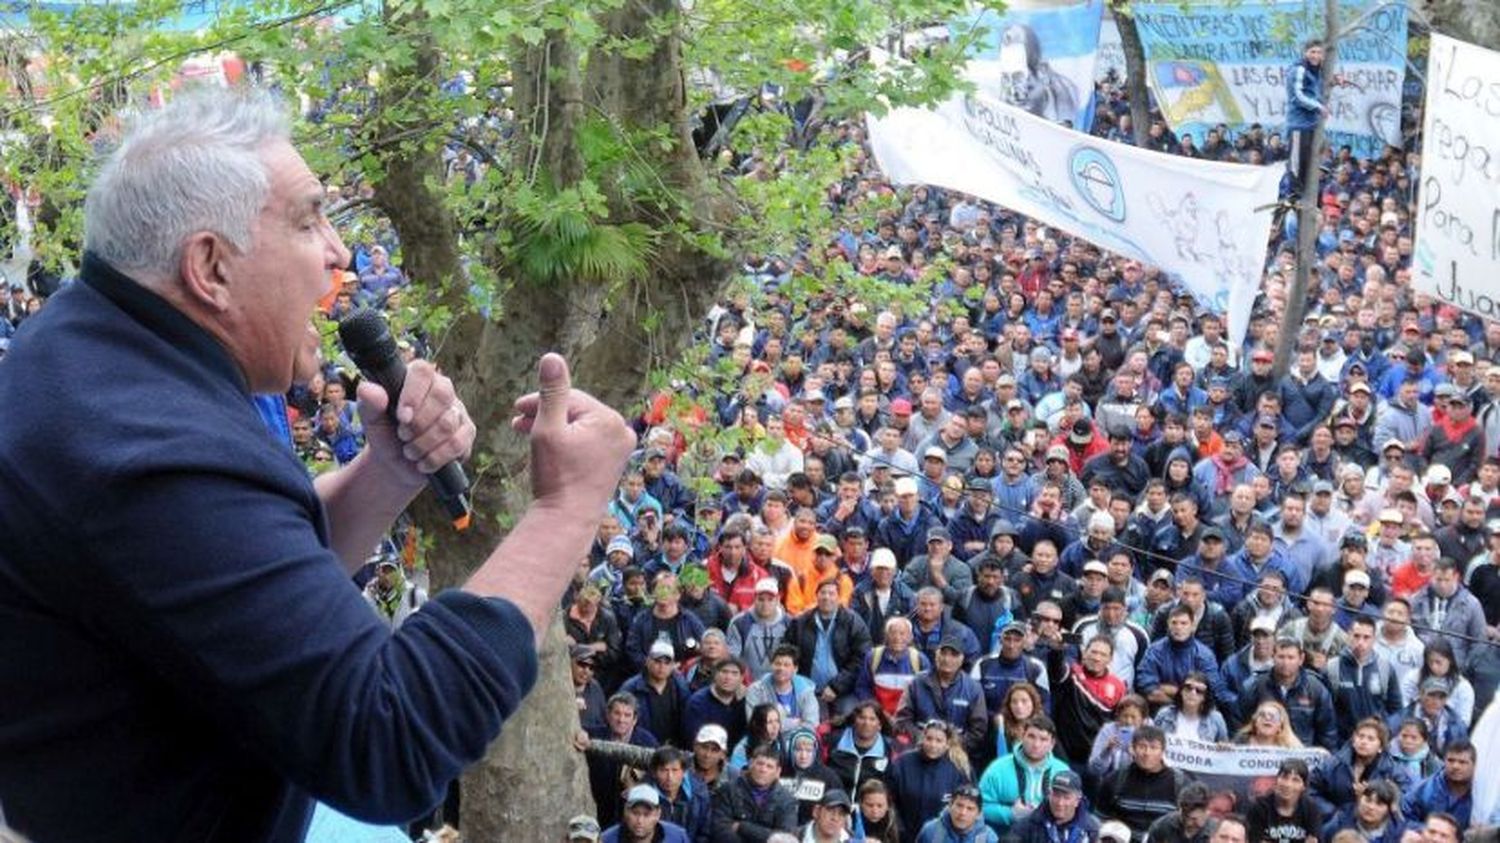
left=369, top=2, right=734, bottom=838
left=1112, top=1, right=1152, bottom=147
left=1274, top=0, right=1338, bottom=378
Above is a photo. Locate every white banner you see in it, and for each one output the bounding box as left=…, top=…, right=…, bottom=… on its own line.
left=1166, top=736, right=1329, bottom=802
left=866, top=92, right=1281, bottom=350
left=1097, top=14, right=1126, bottom=83
left=1412, top=33, right=1500, bottom=321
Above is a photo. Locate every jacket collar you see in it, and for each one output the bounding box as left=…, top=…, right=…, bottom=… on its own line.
left=80, top=251, right=248, bottom=394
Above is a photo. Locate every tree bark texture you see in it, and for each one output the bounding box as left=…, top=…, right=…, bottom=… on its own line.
left=1111, top=2, right=1152, bottom=148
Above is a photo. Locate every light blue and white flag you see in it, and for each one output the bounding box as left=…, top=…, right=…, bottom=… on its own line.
left=953, top=0, right=1105, bottom=131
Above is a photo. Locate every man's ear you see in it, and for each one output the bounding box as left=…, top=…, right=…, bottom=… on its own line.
left=178, top=232, right=233, bottom=312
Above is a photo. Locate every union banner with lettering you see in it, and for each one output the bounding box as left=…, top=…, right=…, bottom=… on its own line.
left=1165, top=736, right=1329, bottom=803
left=1132, top=0, right=1408, bottom=158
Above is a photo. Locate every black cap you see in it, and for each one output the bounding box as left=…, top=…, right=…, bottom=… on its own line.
left=937, top=635, right=966, bottom=653
left=1201, top=526, right=1225, bottom=542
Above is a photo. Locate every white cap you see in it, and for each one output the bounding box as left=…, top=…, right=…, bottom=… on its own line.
left=1378, top=508, right=1404, bottom=525
left=1082, top=560, right=1109, bottom=577
left=754, top=577, right=780, bottom=594
left=924, top=446, right=947, bottom=461
left=1100, top=820, right=1132, bottom=843
left=893, top=477, right=919, bottom=496
left=1345, top=570, right=1372, bottom=588
left=647, top=640, right=676, bottom=660
left=624, top=783, right=660, bottom=807
left=696, top=724, right=729, bottom=749
left=1426, top=464, right=1452, bottom=486
left=1250, top=615, right=1278, bottom=634
left=871, top=548, right=898, bottom=569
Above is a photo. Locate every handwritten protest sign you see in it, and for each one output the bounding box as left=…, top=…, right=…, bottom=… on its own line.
left=1413, top=33, right=1500, bottom=320
left=1132, top=1, right=1407, bottom=158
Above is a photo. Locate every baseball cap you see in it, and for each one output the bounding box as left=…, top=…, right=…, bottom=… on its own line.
left=1340, top=531, right=1368, bottom=548
left=1378, top=508, right=1404, bottom=525
left=871, top=548, right=898, bottom=569
left=696, top=724, right=729, bottom=750
left=819, top=789, right=853, bottom=810
left=1426, top=464, right=1452, bottom=485
left=1434, top=383, right=1460, bottom=400
left=1249, top=615, right=1278, bottom=634
left=1421, top=677, right=1451, bottom=696
left=1001, top=620, right=1027, bottom=637
left=1255, top=414, right=1279, bottom=429
left=924, top=446, right=948, bottom=462
left=607, top=536, right=635, bottom=558
left=570, top=644, right=598, bottom=664
left=926, top=526, right=952, bottom=544
left=966, top=477, right=992, bottom=493
left=1070, top=419, right=1093, bottom=444
left=1334, top=412, right=1359, bottom=426
left=624, top=783, right=661, bottom=807
left=833, top=395, right=854, bottom=411
left=1007, top=399, right=1026, bottom=411
left=754, top=577, right=780, bottom=594
left=1100, top=820, right=1133, bottom=843
left=1046, top=445, right=1071, bottom=462
left=936, top=635, right=966, bottom=653
left=1050, top=770, right=1083, bottom=794
left=1222, top=430, right=1244, bottom=445
left=1313, top=480, right=1334, bottom=495
left=1082, top=560, right=1109, bottom=577
left=1149, top=568, right=1174, bottom=586
left=568, top=815, right=602, bottom=842
left=814, top=533, right=840, bottom=554
left=648, top=640, right=676, bottom=661
left=990, top=520, right=1019, bottom=539
left=890, top=398, right=913, bottom=416
left=1381, top=439, right=1406, bottom=453
left=1201, top=525, right=1226, bottom=542
left=883, top=245, right=903, bottom=260
left=894, top=477, right=919, bottom=496
left=1452, top=350, right=1475, bottom=365
left=1252, top=348, right=1274, bottom=362
left=1345, top=570, right=1372, bottom=588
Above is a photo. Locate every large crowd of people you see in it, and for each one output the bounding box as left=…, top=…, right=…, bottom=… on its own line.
left=542, top=71, right=1500, bottom=843
left=1, top=43, right=1480, bottom=843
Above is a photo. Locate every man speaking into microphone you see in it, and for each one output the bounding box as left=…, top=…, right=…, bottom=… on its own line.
left=0, top=91, right=635, bottom=841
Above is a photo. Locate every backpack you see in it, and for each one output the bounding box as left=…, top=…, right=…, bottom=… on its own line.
left=869, top=645, right=924, bottom=676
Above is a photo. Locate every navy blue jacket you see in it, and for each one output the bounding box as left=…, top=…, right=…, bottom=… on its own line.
left=0, top=255, right=540, bottom=840
left=1286, top=57, right=1325, bottom=130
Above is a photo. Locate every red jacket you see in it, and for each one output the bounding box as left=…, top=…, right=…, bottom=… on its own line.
left=707, top=553, right=768, bottom=613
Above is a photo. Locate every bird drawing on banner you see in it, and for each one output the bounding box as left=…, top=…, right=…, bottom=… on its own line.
left=1148, top=191, right=1207, bottom=263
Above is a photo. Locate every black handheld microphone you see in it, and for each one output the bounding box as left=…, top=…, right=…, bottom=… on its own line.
left=338, top=309, right=472, bottom=528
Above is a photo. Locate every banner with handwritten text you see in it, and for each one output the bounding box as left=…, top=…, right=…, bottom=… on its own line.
left=1132, top=1, right=1407, bottom=158
left=866, top=91, right=1281, bottom=351
left=1413, top=33, right=1500, bottom=320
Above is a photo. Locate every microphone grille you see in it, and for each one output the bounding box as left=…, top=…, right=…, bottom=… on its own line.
left=338, top=309, right=392, bottom=361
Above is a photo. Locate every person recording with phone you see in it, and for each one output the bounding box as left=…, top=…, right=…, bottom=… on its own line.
left=0, top=91, right=636, bottom=841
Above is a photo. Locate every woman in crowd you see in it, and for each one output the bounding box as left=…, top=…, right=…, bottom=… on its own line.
left=1153, top=672, right=1229, bottom=743
left=1399, top=638, right=1475, bottom=724
left=887, top=721, right=972, bottom=843
left=783, top=727, right=843, bottom=824
left=995, top=682, right=1045, bottom=761
left=729, top=703, right=784, bottom=770
left=827, top=701, right=896, bottom=797
left=1320, top=778, right=1405, bottom=843
left=1089, top=694, right=1151, bottom=785
left=1235, top=700, right=1303, bottom=748
left=1247, top=759, right=1321, bottom=843
left=1309, top=717, right=1413, bottom=817
left=852, top=779, right=902, bottom=843
left=1386, top=718, right=1443, bottom=782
